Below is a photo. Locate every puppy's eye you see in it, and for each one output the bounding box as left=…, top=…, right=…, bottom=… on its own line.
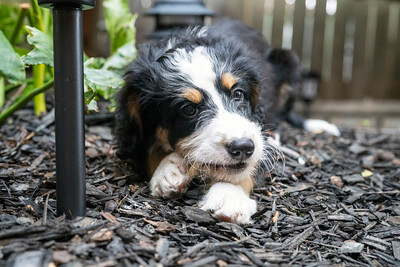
left=232, top=89, right=245, bottom=101
left=181, top=104, right=198, bottom=117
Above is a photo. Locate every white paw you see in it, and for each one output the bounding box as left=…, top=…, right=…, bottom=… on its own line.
left=200, top=183, right=257, bottom=224
left=150, top=153, right=189, bottom=198
left=304, top=119, right=340, bottom=136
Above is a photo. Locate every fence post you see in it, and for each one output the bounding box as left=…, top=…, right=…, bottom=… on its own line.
left=38, top=0, right=95, bottom=219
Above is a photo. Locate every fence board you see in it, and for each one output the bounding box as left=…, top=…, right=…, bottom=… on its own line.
left=324, top=0, right=348, bottom=99
left=311, top=0, right=326, bottom=72
left=205, top=0, right=224, bottom=17
left=271, top=0, right=285, bottom=48
left=242, top=0, right=254, bottom=26
left=364, top=0, right=378, bottom=96
left=349, top=0, right=368, bottom=99
left=393, top=2, right=400, bottom=99
left=262, top=0, right=274, bottom=43
left=372, top=2, right=390, bottom=99
left=252, top=0, right=265, bottom=31
left=378, top=1, right=399, bottom=100
left=131, top=0, right=154, bottom=45
left=227, top=0, right=245, bottom=21
left=292, top=0, right=305, bottom=60
left=131, top=0, right=400, bottom=101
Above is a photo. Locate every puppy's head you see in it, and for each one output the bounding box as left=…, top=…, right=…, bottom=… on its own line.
left=118, top=29, right=266, bottom=183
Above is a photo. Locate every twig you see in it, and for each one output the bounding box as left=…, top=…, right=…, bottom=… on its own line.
left=285, top=226, right=315, bottom=250
left=1, top=179, right=12, bottom=198
left=42, top=190, right=54, bottom=225
left=2, top=83, right=26, bottom=111
left=0, top=225, right=47, bottom=240
left=303, top=240, right=339, bottom=249
left=117, top=194, right=129, bottom=208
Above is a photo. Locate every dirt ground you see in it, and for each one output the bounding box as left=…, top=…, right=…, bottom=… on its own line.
left=1, top=107, right=400, bottom=266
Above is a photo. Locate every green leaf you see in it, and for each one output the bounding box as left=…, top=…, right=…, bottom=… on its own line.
left=103, top=0, right=137, bottom=54
left=103, top=41, right=136, bottom=71
left=22, top=25, right=53, bottom=67
left=84, top=57, right=106, bottom=69
left=84, top=68, right=124, bottom=100
left=14, top=46, right=29, bottom=57
left=84, top=88, right=98, bottom=112
left=0, top=30, right=25, bottom=84
left=87, top=98, right=98, bottom=112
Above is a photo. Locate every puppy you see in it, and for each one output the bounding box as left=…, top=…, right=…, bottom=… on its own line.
left=115, top=19, right=339, bottom=224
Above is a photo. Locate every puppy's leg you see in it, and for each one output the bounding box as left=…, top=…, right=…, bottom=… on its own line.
left=237, top=177, right=254, bottom=195
left=149, top=152, right=191, bottom=198
left=303, top=118, right=340, bottom=136
left=287, top=112, right=340, bottom=136
left=200, top=177, right=257, bottom=224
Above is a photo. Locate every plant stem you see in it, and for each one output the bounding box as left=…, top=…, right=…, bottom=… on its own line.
left=5, top=79, right=33, bottom=93
left=29, top=0, right=43, bottom=31
left=0, top=76, right=4, bottom=108
left=33, top=64, right=46, bottom=116
left=10, top=3, right=30, bottom=45
left=0, top=79, right=54, bottom=125
left=41, top=8, right=51, bottom=35
left=30, top=0, right=47, bottom=116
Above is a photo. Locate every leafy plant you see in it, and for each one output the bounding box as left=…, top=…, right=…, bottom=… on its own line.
left=23, top=26, right=53, bottom=67
left=0, top=0, right=137, bottom=124
left=0, top=2, right=24, bottom=43
left=103, top=0, right=137, bottom=54
left=28, top=0, right=51, bottom=116
left=84, top=41, right=137, bottom=112
left=0, top=30, right=26, bottom=84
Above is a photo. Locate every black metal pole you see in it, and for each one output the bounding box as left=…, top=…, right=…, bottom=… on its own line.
left=53, top=7, right=85, bottom=218
left=38, top=0, right=95, bottom=219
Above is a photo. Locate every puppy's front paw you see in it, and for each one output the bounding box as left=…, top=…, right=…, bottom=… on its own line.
left=200, top=182, right=257, bottom=224
left=150, top=153, right=189, bottom=198
left=304, top=119, right=340, bottom=137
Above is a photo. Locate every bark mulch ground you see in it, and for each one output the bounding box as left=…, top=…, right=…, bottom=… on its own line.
left=1, top=108, right=400, bottom=266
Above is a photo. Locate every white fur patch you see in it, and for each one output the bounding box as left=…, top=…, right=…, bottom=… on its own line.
left=200, top=182, right=257, bottom=224
left=179, top=111, right=264, bottom=183
left=149, top=153, right=189, bottom=198
left=303, top=119, right=340, bottom=136
left=175, top=46, right=225, bottom=111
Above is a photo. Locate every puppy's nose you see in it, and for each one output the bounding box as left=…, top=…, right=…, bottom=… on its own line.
left=227, top=138, right=255, bottom=161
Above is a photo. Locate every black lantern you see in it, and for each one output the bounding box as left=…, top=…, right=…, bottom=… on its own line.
left=145, top=0, right=214, bottom=39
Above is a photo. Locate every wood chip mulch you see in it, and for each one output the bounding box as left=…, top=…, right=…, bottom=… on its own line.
left=1, top=108, right=400, bottom=266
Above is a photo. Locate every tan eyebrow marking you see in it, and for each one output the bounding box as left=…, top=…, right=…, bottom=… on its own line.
left=221, top=72, right=238, bottom=90
left=181, top=88, right=202, bottom=104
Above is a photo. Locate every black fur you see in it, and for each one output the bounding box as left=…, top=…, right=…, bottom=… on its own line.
left=115, top=18, right=302, bottom=178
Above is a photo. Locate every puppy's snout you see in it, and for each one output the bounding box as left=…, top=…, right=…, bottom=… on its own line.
left=227, top=138, right=255, bottom=161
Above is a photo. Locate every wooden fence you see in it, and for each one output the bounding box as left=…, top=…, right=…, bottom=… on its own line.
left=206, top=0, right=400, bottom=100
left=126, top=0, right=400, bottom=100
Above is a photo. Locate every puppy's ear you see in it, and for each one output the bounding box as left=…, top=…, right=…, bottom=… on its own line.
left=115, top=86, right=143, bottom=161
left=115, top=58, right=146, bottom=172
left=266, top=48, right=301, bottom=88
